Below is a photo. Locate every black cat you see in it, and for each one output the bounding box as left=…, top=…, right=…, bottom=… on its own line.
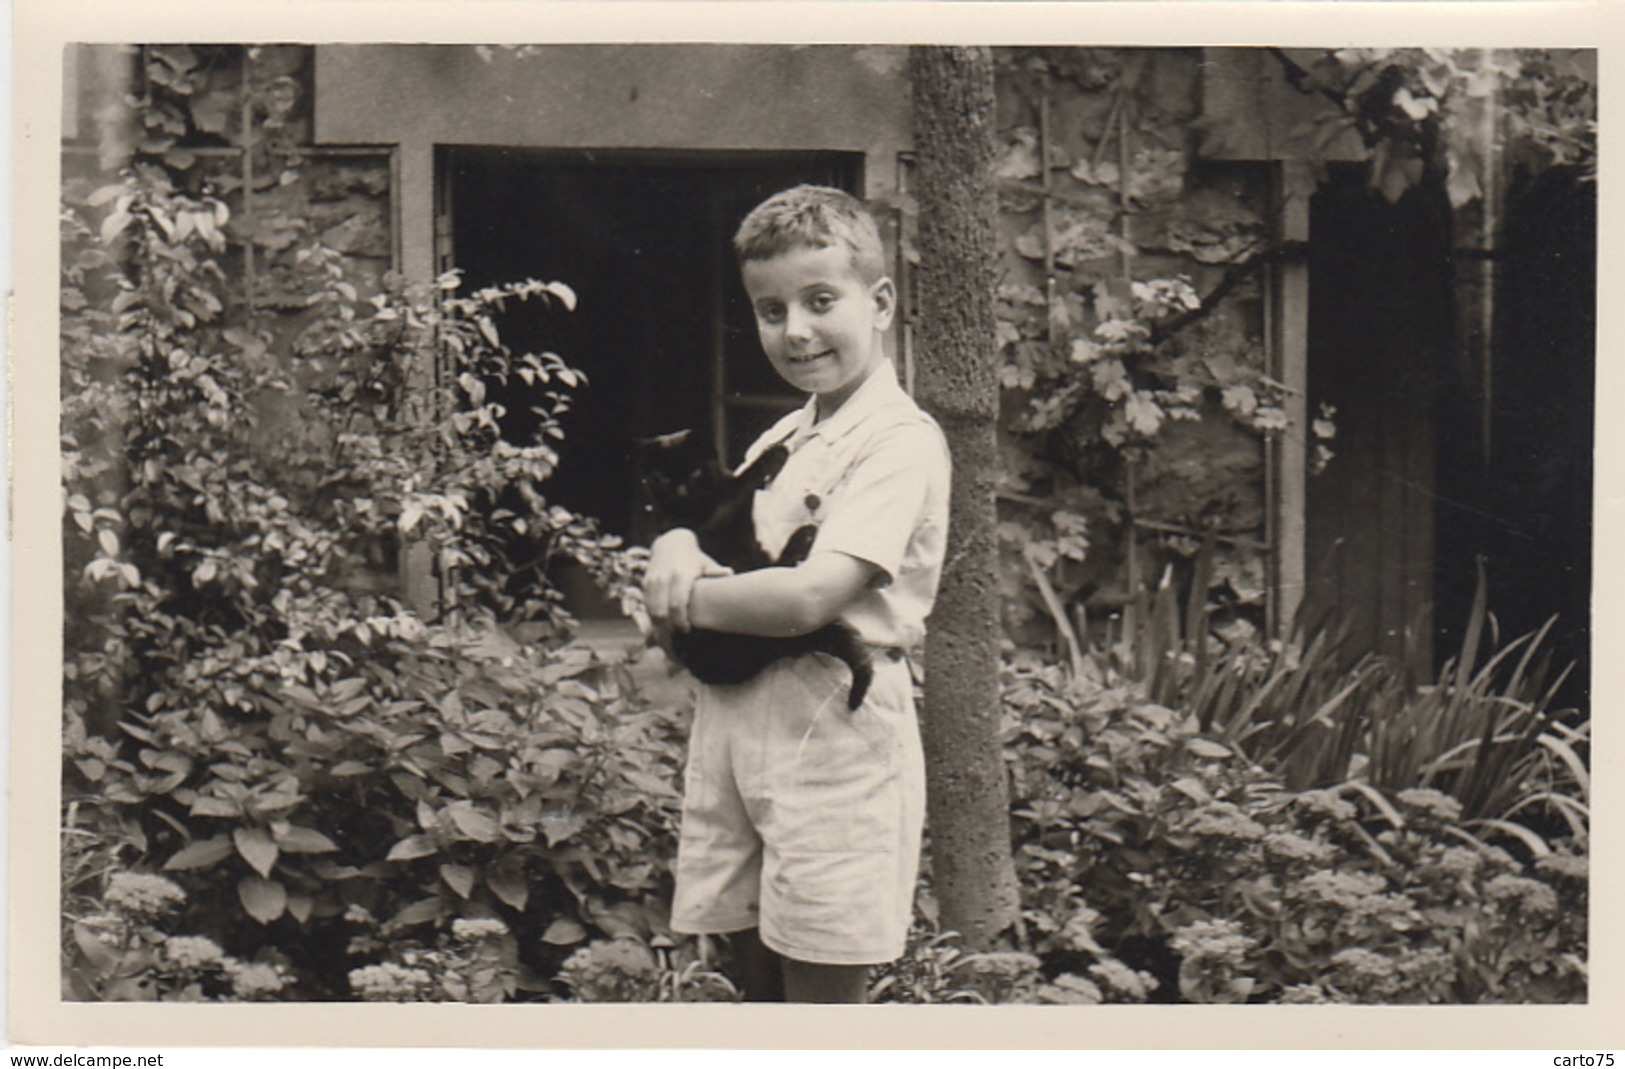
left=638, top=429, right=874, bottom=710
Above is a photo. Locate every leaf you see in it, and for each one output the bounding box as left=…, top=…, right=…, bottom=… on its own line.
left=100, top=210, right=132, bottom=245
left=386, top=897, right=445, bottom=931
left=1470, top=818, right=1553, bottom=858
left=190, top=795, right=240, bottom=819
left=238, top=876, right=288, bottom=924
left=538, top=811, right=585, bottom=847
left=386, top=834, right=439, bottom=862
left=1185, top=738, right=1232, bottom=760
left=486, top=870, right=529, bottom=912
left=72, top=924, right=120, bottom=975
left=447, top=803, right=501, bottom=843
left=87, top=183, right=126, bottom=207
left=1170, top=777, right=1213, bottom=804
left=164, top=836, right=234, bottom=871
left=97, top=528, right=120, bottom=556
left=286, top=893, right=315, bottom=924
left=1221, top=384, right=1258, bottom=418
left=1446, top=154, right=1484, bottom=209
left=1124, top=392, right=1165, bottom=437
left=275, top=825, right=339, bottom=854
left=330, top=761, right=371, bottom=778
left=234, top=827, right=279, bottom=877
left=541, top=917, right=587, bottom=946
left=440, top=863, right=476, bottom=899
left=545, top=281, right=577, bottom=312
left=457, top=372, right=486, bottom=407
left=1375, top=151, right=1425, bottom=204
left=190, top=90, right=233, bottom=134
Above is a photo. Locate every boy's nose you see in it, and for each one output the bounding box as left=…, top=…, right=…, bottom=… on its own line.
left=784, top=307, right=814, bottom=342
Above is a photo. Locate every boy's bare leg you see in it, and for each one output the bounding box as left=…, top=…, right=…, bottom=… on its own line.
left=782, top=958, right=869, bottom=1003
left=729, top=928, right=785, bottom=1002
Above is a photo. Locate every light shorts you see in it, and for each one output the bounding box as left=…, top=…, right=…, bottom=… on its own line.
left=669, top=650, right=925, bottom=966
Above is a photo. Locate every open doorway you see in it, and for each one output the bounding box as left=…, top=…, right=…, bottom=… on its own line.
left=440, top=148, right=863, bottom=617
left=1304, top=169, right=1455, bottom=668
left=1304, top=164, right=1593, bottom=706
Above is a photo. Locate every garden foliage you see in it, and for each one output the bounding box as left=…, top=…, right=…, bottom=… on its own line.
left=60, top=44, right=1589, bottom=1005
left=61, top=47, right=670, bottom=1000
left=1001, top=577, right=1588, bottom=1003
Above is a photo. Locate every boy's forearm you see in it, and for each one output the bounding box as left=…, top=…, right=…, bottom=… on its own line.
left=688, top=554, right=874, bottom=638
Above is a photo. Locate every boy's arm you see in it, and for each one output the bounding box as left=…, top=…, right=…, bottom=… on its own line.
left=687, top=552, right=879, bottom=638
left=644, top=528, right=733, bottom=636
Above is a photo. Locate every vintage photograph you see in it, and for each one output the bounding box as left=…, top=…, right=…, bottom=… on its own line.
left=50, top=37, right=1595, bottom=1015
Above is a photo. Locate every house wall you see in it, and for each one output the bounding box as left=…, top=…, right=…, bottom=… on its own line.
left=74, top=44, right=1437, bottom=648
left=314, top=45, right=913, bottom=286
left=990, top=48, right=1288, bottom=644
left=307, top=44, right=1344, bottom=639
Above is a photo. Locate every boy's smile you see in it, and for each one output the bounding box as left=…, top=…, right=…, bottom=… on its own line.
left=741, top=244, right=896, bottom=419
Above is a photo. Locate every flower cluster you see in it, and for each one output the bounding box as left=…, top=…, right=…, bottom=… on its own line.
left=162, top=936, right=226, bottom=971
left=1170, top=918, right=1256, bottom=969
left=451, top=918, right=509, bottom=942
left=1088, top=958, right=1157, bottom=1001
left=349, top=962, right=435, bottom=1002
left=1485, top=874, right=1559, bottom=916
left=1435, top=846, right=1485, bottom=880
left=1263, top=831, right=1336, bottom=865
left=558, top=939, right=659, bottom=1003
left=1185, top=802, right=1265, bottom=841
left=224, top=960, right=291, bottom=1000
left=103, top=873, right=186, bottom=918
left=1291, top=789, right=1357, bottom=822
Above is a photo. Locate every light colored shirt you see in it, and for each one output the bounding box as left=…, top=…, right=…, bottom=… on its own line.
left=740, top=363, right=951, bottom=650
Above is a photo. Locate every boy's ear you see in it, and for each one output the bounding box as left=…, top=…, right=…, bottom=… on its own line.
left=870, top=276, right=897, bottom=332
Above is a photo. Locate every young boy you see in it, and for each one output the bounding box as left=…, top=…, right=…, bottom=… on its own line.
left=643, top=185, right=951, bottom=1003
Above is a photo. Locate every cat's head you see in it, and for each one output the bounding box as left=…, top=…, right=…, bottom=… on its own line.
left=635, top=429, right=727, bottom=529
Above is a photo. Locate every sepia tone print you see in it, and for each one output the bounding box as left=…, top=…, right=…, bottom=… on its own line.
left=57, top=43, right=1592, bottom=1007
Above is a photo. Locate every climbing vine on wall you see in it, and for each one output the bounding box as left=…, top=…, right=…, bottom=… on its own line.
left=1272, top=47, right=1597, bottom=207
left=990, top=48, right=1328, bottom=648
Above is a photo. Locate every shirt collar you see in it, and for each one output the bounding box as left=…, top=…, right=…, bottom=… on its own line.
left=788, top=361, right=906, bottom=447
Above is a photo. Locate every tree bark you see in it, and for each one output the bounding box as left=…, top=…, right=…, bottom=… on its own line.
left=908, top=45, right=1021, bottom=950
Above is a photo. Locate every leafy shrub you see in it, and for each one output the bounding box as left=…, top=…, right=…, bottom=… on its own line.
left=62, top=865, right=294, bottom=1002
left=60, top=139, right=668, bottom=998
left=1090, top=552, right=1589, bottom=846
left=1003, top=650, right=1588, bottom=1003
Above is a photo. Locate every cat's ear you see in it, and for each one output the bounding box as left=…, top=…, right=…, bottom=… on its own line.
left=634, top=428, right=694, bottom=452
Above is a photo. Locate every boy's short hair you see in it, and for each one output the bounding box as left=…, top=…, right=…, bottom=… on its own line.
left=732, top=185, right=887, bottom=284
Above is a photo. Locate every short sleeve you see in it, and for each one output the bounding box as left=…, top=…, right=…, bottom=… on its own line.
left=811, top=419, right=950, bottom=584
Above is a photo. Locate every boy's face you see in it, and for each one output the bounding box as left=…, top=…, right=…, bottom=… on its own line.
left=740, top=243, right=895, bottom=417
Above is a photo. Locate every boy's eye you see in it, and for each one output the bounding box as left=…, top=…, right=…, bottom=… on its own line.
left=758, top=304, right=786, bottom=324
left=810, top=293, right=836, bottom=312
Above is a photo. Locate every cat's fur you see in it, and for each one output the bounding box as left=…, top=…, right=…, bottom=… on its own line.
left=638, top=429, right=873, bottom=710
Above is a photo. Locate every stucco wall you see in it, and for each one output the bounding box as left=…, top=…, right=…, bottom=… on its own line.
left=317, top=44, right=910, bottom=169
left=990, top=48, right=1279, bottom=644
left=315, top=44, right=913, bottom=286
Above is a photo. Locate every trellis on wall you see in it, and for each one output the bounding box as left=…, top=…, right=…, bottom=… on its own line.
left=985, top=47, right=1314, bottom=654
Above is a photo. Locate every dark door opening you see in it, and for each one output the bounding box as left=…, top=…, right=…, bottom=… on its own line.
left=1305, top=165, right=1593, bottom=710
left=1463, top=168, right=1595, bottom=711
left=1304, top=170, right=1455, bottom=668
left=441, top=148, right=862, bottom=617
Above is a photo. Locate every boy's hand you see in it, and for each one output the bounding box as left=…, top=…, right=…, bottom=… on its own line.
left=644, top=528, right=733, bottom=636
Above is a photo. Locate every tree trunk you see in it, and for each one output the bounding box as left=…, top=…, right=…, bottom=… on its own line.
left=908, top=45, right=1021, bottom=950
